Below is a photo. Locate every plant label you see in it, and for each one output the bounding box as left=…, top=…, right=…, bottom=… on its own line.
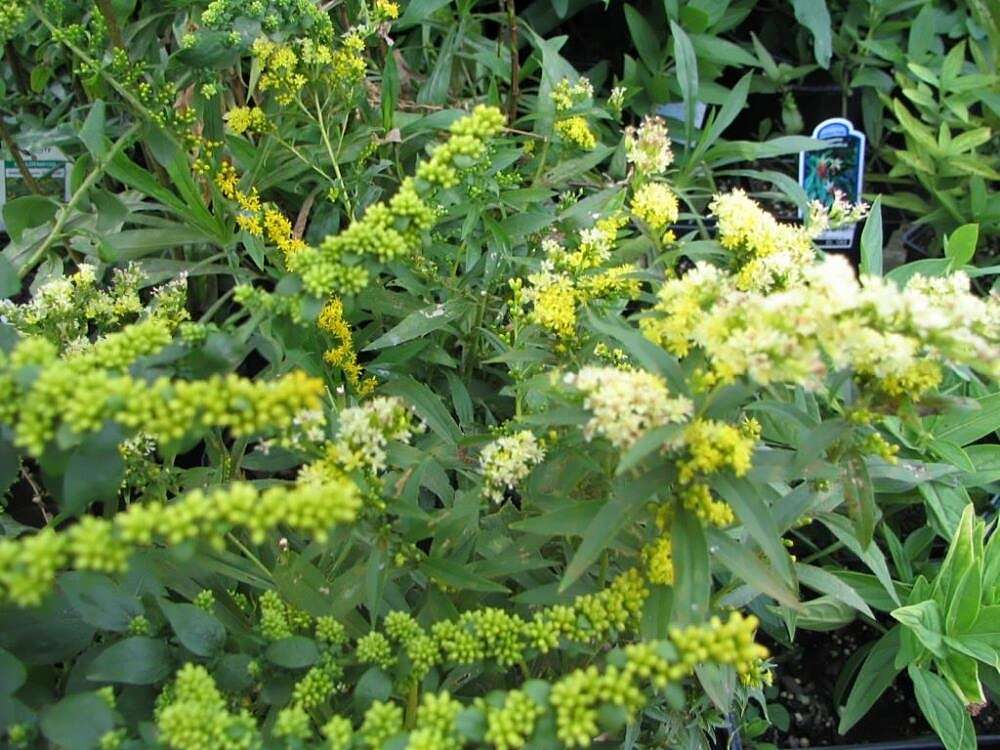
left=0, top=147, right=71, bottom=233
left=798, top=118, right=865, bottom=250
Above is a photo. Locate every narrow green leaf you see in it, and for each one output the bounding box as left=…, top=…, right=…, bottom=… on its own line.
left=859, top=196, right=883, bottom=277
left=791, top=0, right=832, bottom=67
left=706, top=528, right=799, bottom=608
left=710, top=475, right=796, bottom=589
left=669, top=20, right=699, bottom=132
left=673, top=507, right=710, bottom=624
left=364, top=299, right=470, bottom=351
left=838, top=627, right=902, bottom=733
left=624, top=5, right=662, bottom=71
left=796, top=563, right=875, bottom=619
left=561, top=471, right=661, bottom=592
left=421, top=558, right=509, bottom=594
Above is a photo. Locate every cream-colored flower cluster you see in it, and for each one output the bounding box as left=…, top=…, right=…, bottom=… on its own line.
left=642, top=200, right=1000, bottom=398
left=625, top=116, right=673, bottom=176
left=325, top=396, right=424, bottom=473
left=567, top=366, right=693, bottom=449
left=480, top=430, right=546, bottom=503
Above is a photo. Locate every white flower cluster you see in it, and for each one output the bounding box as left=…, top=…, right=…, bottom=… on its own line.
left=567, top=367, right=693, bottom=449
left=480, top=430, right=546, bottom=503
left=330, top=396, right=424, bottom=473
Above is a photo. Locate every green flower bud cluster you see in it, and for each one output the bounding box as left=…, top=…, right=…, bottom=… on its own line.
left=408, top=691, right=463, bottom=750
left=359, top=700, right=404, bottom=749
left=356, top=631, right=394, bottom=669
left=128, top=614, right=152, bottom=635
left=200, top=0, right=334, bottom=45
left=358, top=569, right=647, bottom=676
left=0, top=478, right=359, bottom=607
left=99, top=728, right=127, bottom=750
left=276, top=106, right=504, bottom=299
left=1, top=321, right=325, bottom=455
left=0, top=1, right=26, bottom=44
left=155, top=664, right=258, bottom=750
left=549, top=665, right=643, bottom=747
left=274, top=703, right=313, bottom=742
left=291, top=656, right=342, bottom=709
left=482, top=690, right=544, bottom=750
left=321, top=715, right=353, bottom=750
left=195, top=589, right=216, bottom=612
left=286, top=177, right=436, bottom=298
left=545, top=611, right=767, bottom=748
left=416, top=105, right=506, bottom=188
left=259, top=589, right=294, bottom=640
left=316, top=615, right=349, bottom=647
left=141, top=611, right=766, bottom=750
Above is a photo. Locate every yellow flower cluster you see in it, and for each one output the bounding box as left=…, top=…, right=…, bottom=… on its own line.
left=643, top=533, right=674, bottom=584
left=709, top=189, right=815, bottom=292
left=250, top=31, right=367, bottom=105
left=0, top=478, right=359, bottom=606
left=519, top=271, right=578, bottom=340
left=515, top=216, right=638, bottom=345
left=551, top=77, right=594, bottom=112
left=630, top=181, right=679, bottom=241
left=677, top=418, right=756, bottom=484
left=318, top=298, right=377, bottom=396
left=569, top=366, right=693, bottom=450
left=374, top=0, right=400, bottom=20
left=551, top=77, right=597, bottom=150
left=224, top=106, right=269, bottom=135
left=253, top=37, right=307, bottom=104
left=679, top=482, right=735, bottom=527
left=216, top=162, right=307, bottom=257
left=555, top=116, right=597, bottom=150
left=548, top=214, right=627, bottom=273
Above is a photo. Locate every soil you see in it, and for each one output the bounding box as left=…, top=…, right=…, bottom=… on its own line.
left=762, top=620, right=1000, bottom=748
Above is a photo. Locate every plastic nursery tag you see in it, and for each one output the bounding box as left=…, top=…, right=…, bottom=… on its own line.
left=798, top=118, right=866, bottom=250
left=655, top=100, right=708, bottom=145
left=0, top=146, right=71, bottom=233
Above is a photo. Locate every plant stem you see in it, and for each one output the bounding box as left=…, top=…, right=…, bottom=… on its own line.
left=313, top=92, right=354, bottom=220
left=504, top=0, right=520, bottom=123
left=531, top=138, right=550, bottom=185
left=20, top=123, right=141, bottom=278
left=405, top=681, right=419, bottom=729
left=226, top=532, right=276, bottom=582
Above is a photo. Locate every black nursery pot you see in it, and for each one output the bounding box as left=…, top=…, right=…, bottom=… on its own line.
left=716, top=723, right=1000, bottom=750
left=902, top=223, right=936, bottom=263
